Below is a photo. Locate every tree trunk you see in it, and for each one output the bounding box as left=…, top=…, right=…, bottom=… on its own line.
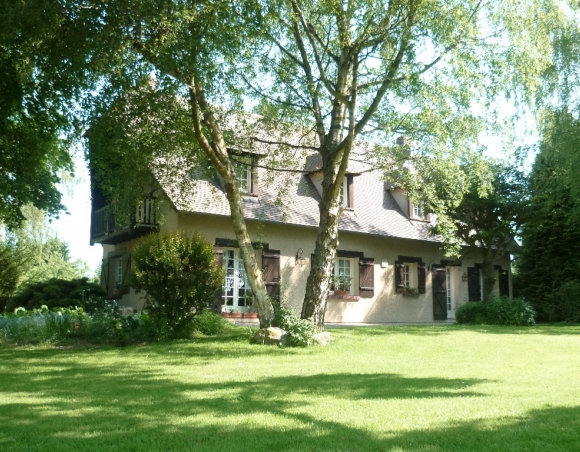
left=187, top=86, right=274, bottom=328
left=300, top=152, right=345, bottom=331
left=222, top=178, right=275, bottom=328
left=481, top=255, right=496, bottom=304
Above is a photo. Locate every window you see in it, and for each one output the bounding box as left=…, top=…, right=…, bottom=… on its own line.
left=404, top=263, right=416, bottom=289
left=413, top=200, right=425, bottom=220
left=334, top=258, right=354, bottom=294
left=409, top=198, right=429, bottom=221
left=222, top=249, right=252, bottom=311
left=115, top=258, right=124, bottom=286
left=233, top=161, right=252, bottom=194
left=395, top=256, right=426, bottom=294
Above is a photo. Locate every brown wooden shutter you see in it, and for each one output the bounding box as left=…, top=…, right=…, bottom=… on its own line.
left=418, top=263, right=426, bottom=294
left=107, top=257, right=117, bottom=299
left=467, top=267, right=481, bottom=301
left=262, top=249, right=281, bottom=302
left=499, top=269, right=509, bottom=297
left=358, top=258, right=374, bottom=298
left=120, top=254, right=132, bottom=294
left=250, top=164, right=258, bottom=195
left=395, top=261, right=405, bottom=293
left=211, top=248, right=224, bottom=312
left=101, top=258, right=109, bottom=292
left=347, top=175, right=354, bottom=209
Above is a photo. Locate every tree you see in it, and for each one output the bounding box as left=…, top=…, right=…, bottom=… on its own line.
left=516, top=110, right=580, bottom=321
left=0, top=1, right=100, bottom=228
left=432, top=161, right=529, bottom=303
left=240, top=0, right=563, bottom=328
left=2, top=206, right=89, bottom=290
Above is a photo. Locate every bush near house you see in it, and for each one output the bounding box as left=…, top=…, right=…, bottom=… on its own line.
left=132, top=233, right=224, bottom=340
left=6, top=277, right=108, bottom=313
left=455, top=296, right=536, bottom=326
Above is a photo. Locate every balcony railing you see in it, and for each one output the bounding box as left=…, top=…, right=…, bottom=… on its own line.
left=91, top=198, right=158, bottom=244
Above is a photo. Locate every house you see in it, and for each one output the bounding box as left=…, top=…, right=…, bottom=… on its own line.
left=90, top=145, right=511, bottom=323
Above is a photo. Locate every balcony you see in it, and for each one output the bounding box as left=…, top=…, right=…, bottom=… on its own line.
left=90, top=198, right=159, bottom=245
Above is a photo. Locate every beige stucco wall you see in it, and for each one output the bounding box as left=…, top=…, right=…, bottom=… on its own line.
left=101, top=205, right=511, bottom=323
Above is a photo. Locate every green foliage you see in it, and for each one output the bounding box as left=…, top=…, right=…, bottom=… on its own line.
left=132, top=233, right=224, bottom=340
left=191, top=311, right=229, bottom=336
left=273, top=303, right=315, bottom=347
left=0, top=306, right=153, bottom=346
left=455, top=297, right=536, bottom=326
left=6, top=278, right=108, bottom=313
left=517, top=110, right=580, bottom=322
left=0, top=240, right=23, bottom=310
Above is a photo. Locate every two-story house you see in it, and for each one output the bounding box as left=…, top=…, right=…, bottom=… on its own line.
left=90, top=146, right=511, bottom=323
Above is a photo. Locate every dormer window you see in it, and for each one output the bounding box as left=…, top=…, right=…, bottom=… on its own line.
left=230, top=154, right=258, bottom=196
left=409, top=198, right=430, bottom=221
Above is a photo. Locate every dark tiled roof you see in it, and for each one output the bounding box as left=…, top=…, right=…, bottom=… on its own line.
left=160, top=156, right=437, bottom=243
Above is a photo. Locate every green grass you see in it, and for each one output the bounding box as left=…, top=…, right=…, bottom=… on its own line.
left=1, top=325, right=580, bottom=451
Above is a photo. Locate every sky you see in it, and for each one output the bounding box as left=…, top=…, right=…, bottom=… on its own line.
left=52, top=152, right=103, bottom=274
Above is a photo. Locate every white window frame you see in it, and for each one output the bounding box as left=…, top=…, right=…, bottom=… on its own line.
left=115, top=258, right=124, bottom=286
left=334, top=257, right=354, bottom=294
left=446, top=267, right=453, bottom=312
left=340, top=176, right=349, bottom=208
left=233, top=161, right=252, bottom=194
left=413, top=200, right=426, bottom=220
left=404, top=263, right=416, bottom=289
left=222, top=248, right=252, bottom=312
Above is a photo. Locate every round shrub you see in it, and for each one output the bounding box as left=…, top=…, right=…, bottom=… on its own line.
left=456, top=297, right=536, bottom=326
left=132, top=233, right=224, bottom=339
left=6, top=277, right=108, bottom=313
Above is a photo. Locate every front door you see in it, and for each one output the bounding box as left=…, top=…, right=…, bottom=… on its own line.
left=432, top=266, right=447, bottom=320
left=222, top=249, right=252, bottom=312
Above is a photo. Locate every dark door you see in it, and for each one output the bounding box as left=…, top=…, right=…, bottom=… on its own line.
left=432, top=266, right=447, bottom=320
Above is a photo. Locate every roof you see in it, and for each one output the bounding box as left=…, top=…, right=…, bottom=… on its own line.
left=159, top=153, right=438, bottom=244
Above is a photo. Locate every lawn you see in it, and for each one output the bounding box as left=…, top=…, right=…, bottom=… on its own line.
left=1, top=325, right=579, bottom=451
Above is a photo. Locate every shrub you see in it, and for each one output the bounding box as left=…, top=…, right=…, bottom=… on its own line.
left=273, top=303, right=315, bottom=347
left=132, top=233, right=224, bottom=339
left=456, top=296, right=536, bottom=326
left=6, top=278, right=108, bottom=313
left=191, top=311, right=229, bottom=336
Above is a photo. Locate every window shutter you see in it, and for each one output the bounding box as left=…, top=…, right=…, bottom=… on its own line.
left=106, top=258, right=117, bottom=299
left=358, top=258, right=374, bottom=298
left=250, top=165, right=258, bottom=195
left=467, top=267, right=481, bottom=301
left=418, top=263, right=426, bottom=294
left=347, top=175, right=354, bottom=209
left=120, top=254, right=132, bottom=294
left=395, top=261, right=405, bottom=293
left=101, top=258, right=110, bottom=292
left=499, top=269, right=509, bottom=297
left=262, top=249, right=281, bottom=302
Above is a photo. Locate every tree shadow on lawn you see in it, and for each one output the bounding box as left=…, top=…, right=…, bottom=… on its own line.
left=0, top=349, right=494, bottom=451
left=0, top=353, right=577, bottom=452
left=336, top=324, right=580, bottom=337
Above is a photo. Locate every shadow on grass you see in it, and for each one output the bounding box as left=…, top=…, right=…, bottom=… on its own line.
left=0, top=342, right=576, bottom=451
left=334, top=324, right=580, bottom=337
